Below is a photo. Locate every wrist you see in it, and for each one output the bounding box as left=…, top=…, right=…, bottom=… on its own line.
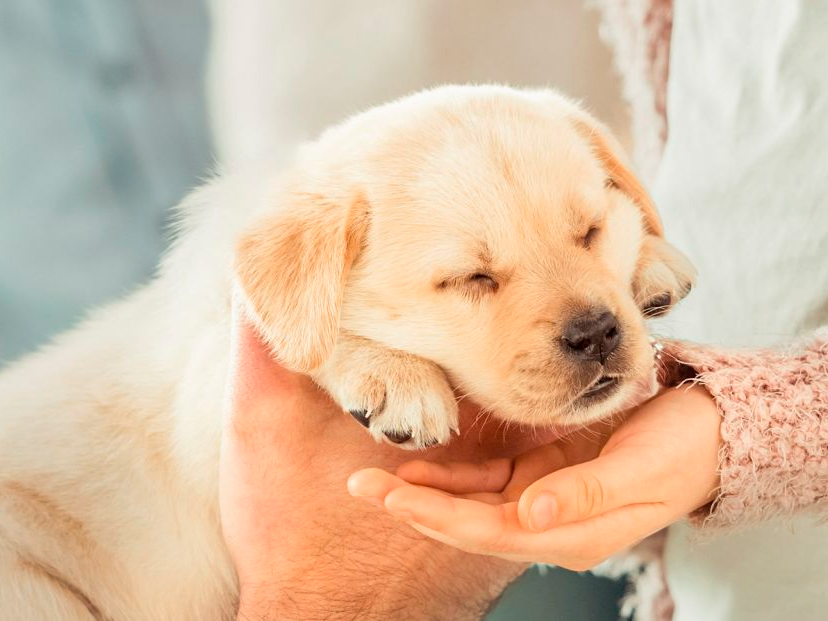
left=235, top=522, right=522, bottom=621
left=667, top=383, right=722, bottom=510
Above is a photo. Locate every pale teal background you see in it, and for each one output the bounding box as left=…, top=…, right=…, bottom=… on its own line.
left=0, top=2, right=626, bottom=618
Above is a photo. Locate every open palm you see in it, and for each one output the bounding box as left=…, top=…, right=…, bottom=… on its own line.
left=349, top=385, right=721, bottom=571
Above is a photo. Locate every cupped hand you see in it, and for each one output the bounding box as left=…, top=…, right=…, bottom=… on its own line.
left=219, top=299, right=562, bottom=620
left=348, top=385, right=721, bottom=571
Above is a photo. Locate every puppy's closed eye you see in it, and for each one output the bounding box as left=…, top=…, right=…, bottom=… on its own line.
left=467, top=272, right=498, bottom=290
left=437, top=272, right=499, bottom=295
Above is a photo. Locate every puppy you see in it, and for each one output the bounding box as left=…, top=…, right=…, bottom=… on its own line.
left=0, top=85, right=694, bottom=619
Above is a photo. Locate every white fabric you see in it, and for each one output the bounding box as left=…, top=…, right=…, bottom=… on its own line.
left=652, top=1, right=828, bottom=619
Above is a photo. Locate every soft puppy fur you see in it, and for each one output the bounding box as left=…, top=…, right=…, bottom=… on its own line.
left=0, top=85, right=693, bottom=619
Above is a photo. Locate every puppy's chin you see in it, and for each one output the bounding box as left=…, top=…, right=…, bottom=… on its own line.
left=492, top=367, right=658, bottom=430
left=558, top=371, right=658, bottom=427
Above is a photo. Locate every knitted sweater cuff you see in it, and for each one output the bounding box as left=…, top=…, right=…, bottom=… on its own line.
left=658, top=330, right=828, bottom=530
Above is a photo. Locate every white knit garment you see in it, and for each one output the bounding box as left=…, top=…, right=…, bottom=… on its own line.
left=653, top=1, right=828, bottom=619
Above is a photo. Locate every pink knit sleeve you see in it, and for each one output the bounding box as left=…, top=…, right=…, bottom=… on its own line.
left=658, top=329, right=828, bottom=529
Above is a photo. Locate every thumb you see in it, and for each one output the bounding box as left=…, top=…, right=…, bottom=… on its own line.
left=517, top=449, right=653, bottom=531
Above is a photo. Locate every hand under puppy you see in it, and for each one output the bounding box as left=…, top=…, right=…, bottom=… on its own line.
left=220, top=302, right=566, bottom=620
left=348, top=385, right=721, bottom=571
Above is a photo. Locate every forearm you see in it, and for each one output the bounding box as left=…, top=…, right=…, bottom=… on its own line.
left=661, top=327, right=828, bottom=529
left=235, top=521, right=523, bottom=621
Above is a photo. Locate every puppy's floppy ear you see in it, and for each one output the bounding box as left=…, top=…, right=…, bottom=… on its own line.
left=571, top=114, right=695, bottom=316
left=570, top=115, right=663, bottom=237
left=235, top=186, right=369, bottom=372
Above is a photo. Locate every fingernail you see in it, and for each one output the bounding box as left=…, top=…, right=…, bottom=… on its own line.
left=529, top=492, right=558, bottom=531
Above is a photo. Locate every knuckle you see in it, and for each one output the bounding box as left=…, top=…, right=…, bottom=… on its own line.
left=574, top=473, right=606, bottom=519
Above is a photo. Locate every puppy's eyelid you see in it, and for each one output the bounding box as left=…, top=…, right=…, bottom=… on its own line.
left=436, top=271, right=499, bottom=294
left=604, top=177, right=619, bottom=190
left=467, top=272, right=499, bottom=291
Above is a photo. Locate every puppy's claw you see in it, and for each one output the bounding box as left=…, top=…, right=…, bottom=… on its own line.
left=316, top=339, right=458, bottom=451
left=349, top=409, right=371, bottom=428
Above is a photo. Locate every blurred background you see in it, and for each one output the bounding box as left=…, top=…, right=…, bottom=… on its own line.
left=0, top=2, right=632, bottom=617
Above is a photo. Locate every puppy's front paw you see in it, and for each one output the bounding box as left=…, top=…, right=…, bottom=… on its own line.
left=315, top=338, right=459, bottom=450
left=341, top=361, right=459, bottom=449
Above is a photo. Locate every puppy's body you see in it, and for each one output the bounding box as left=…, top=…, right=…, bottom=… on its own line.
left=0, top=211, right=240, bottom=619
left=0, top=86, right=693, bottom=619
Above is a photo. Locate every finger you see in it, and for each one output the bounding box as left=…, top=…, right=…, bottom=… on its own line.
left=517, top=449, right=656, bottom=530
left=396, top=458, right=513, bottom=494
left=404, top=522, right=531, bottom=563
left=524, top=501, right=671, bottom=570
left=502, top=443, right=571, bottom=497
left=383, top=484, right=605, bottom=564
left=396, top=441, right=580, bottom=498
left=383, top=485, right=522, bottom=553
left=385, top=479, right=673, bottom=569
left=406, top=522, right=482, bottom=552
left=347, top=468, right=411, bottom=501
left=349, top=467, right=507, bottom=512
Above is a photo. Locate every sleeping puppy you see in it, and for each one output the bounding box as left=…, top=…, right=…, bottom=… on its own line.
left=0, top=85, right=693, bottom=619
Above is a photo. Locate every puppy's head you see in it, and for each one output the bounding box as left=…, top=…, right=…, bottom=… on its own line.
left=236, top=86, right=694, bottom=426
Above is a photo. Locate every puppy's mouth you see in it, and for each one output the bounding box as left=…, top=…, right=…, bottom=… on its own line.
left=576, top=375, right=620, bottom=404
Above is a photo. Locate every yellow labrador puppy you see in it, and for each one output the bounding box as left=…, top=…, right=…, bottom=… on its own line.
left=0, top=85, right=693, bottom=619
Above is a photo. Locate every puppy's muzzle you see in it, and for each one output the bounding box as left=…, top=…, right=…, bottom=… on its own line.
left=560, top=308, right=620, bottom=365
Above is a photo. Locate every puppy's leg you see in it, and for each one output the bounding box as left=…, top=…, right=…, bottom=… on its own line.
left=314, top=334, right=459, bottom=449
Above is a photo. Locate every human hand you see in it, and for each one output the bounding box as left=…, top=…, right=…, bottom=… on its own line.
left=219, top=302, right=561, bottom=620
left=349, top=385, right=721, bottom=571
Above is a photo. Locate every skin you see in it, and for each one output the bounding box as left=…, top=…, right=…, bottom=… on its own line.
left=349, top=385, right=722, bottom=571
left=220, top=306, right=563, bottom=621
left=220, top=304, right=719, bottom=618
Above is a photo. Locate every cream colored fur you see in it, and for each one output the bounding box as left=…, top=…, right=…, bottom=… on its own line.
left=0, top=85, right=692, bottom=619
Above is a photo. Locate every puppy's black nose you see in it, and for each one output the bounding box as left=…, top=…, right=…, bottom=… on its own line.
left=561, top=309, right=621, bottom=364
